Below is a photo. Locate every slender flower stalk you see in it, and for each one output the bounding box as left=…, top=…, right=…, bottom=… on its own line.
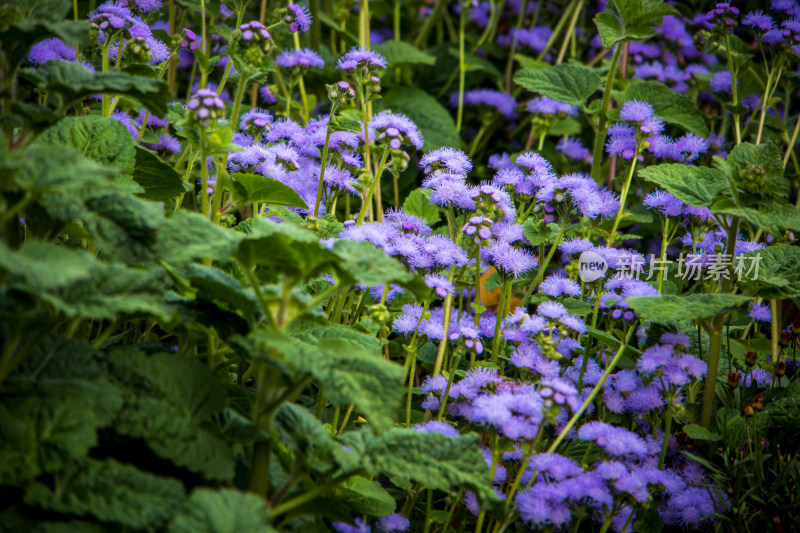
left=590, top=43, right=623, bottom=181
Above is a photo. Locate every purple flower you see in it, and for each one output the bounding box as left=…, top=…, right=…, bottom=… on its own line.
left=527, top=96, right=578, bottom=117
left=471, top=387, right=544, bottom=440
left=557, top=137, right=592, bottom=163
left=578, top=421, right=648, bottom=457
left=454, top=89, right=517, bottom=118
left=332, top=518, right=370, bottom=533
left=132, top=0, right=162, bottom=13
left=675, top=133, right=709, bottom=161
left=643, top=189, right=684, bottom=217
left=286, top=4, right=312, bottom=33
left=28, top=38, right=75, bottom=64
left=89, top=3, right=135, bottom=34
left=420, top=147, right=472, bottom=176
left=743, top=11, right=774, bottom=31
left=620, top=99, right=654, bottom=122
left=425, top=273, right=455, bottom=298
left=144, top=133, right=181, bottom=154
left=537, top=301, right=567, bottom=319
left=368, top=111, right=424, bottom=150
left=559, top=238, right=593, bottom=255
left=275, top=48, right=324, bottom=69
left=337, top=46, right=387, bottom=71
left=749, top=301, right=771, bottom=322
left=392, top=304, right=423, bottom=334
left=376, top=513, right=410, bottom=532
left=427, top=175, right=477, bottom=210
left=710, top=71, right=734, bottom=94
left=414, top=420, right=459, bottom=437
left=485, top=241, right=538, bottom=278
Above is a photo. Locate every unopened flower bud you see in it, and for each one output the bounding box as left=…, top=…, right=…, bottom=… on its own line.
left=745, top=351, right=758, bottom=367
left=743, top=403, right=755, bottom=417
left=727, top=371, right=741, bottom=389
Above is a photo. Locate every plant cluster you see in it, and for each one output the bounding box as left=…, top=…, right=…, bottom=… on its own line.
left=4, top=0, right=800, bottom=531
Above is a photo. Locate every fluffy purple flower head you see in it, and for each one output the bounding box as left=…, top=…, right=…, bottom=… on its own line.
left=578, top=421, right=648, bottom=457
left=131, top=0, right=162, bottom=13
left=675, top=133, right=709, bottom=162
left=414, top=420, right=459, bottom=437
left=743, top=11, right=774, bottom=31
left=471, top=387, right=544, bottom=440
left=643, top=189, right=684, bottom=217
left=337, top=46, right=387, bottom=71
left=454, top=89, right=517, bottom=118
left=540, top=274, right=581, bottom=298
left=557, top=137, right=592, bottom=163
left=485, top=241, right=538, bottom=278
left=710, top=70, right=734, bottom=94
left=332, top=518, right=370, bottom=533
left=749, top=301, right=771, bottom=322
left=620, top=99, right=654, bottom=122
left=275, top=48, right=324, bottom=69
left=89, top=3, right=135, bottom=34
left=420, top=147, right=472, bottom=177
left=527, top=96, right=578, bottom=117
left=425, top=273, right=455, bottom=298
left=537, top=301, right=567, bottom=319
left=376, top=513, right=410, bottom=533
left=392, top=303, right=423, bottom=334
left=369, top=111, right=424, bottom=150
left=286, top=4, right=312, bottom=33
left=559, top=237, right=593, bottom=255
left=427, top=175, right=477, bottom=210
left=31, top=38, right=78, bottom=68
left=237, top=20, right=271, bottom=41
left=385, top=208, right=431, bottom=235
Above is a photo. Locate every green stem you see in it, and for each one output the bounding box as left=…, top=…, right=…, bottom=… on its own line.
left=356, top=145, right=390, bottom=225
left=547, top=339, right=629, bottom=453
left=555, top=0, right=584, bottom=65
left=724, top=34, right=741, bottom=145
left=608, top=149, right=639, bottom=240
left=413, top=0, right=447, bottom=48
left=101, top=45, right=111, bottom=117
left=456, top=6, right=466, bottom=134
left=293, top=32, right=311, bottom=123
left=590, top=43, right=623, bottom=182
left=503, top=0, right=528, bottom=92
left=656, top=217, right=669, bottom=293
left=490, top=277, right=512, bottom=365
left=314, top=110, right=336, bottom=218
left=700, top=216, right=739, bottom=427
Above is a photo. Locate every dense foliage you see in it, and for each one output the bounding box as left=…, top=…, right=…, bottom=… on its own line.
left=3, top=0, right=800, bottom=531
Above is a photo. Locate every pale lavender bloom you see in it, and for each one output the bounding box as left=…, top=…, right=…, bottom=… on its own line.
left=392, top=304, right=423, bottom=334
left=710, top=71, right=734, bottom=94
left=420, top=147, right=472, bottom=176
left=454, top=89, right=517, bottom=118
left=28, top=38, right=75, bottom=64
left=425, top=273, right=455, bottom=298
left=578, top=421, right=648, bottom=456
left=643, top=189, right=684, bottom=217
left=286, top=4, right=312, bottom=33
left=471, top=387, right=544, bottom=440
left=332, top=518, right=370, bottom=533
left=369, top=111, right=424, bottom=150
left=557, top=137, right=592, bottom=163
left=620, top=99, right=654, bottom=122
left=538, top=301, right=567, bottom=319
left=385, top=208, right=432, bottom=235
left=414, top=420, right=459, bottom=437
left=144, top=133, right=181, bottom=153
left=559, top=237, right=593, bottom=255
left=743, top=10, right=774, bottom=31
left=749, top=301, right=771, bottom=322
left=337, top=46, right=387, bottom=70
left=675, top=134, right=709, bottom=161
left=275, top=48, right=324, bottom=69
left=485, top=240, right=538, bottom=278
left=527, top=96, right=578, bottom=117
left=428, top=175, right=477, bottom=210
left=376, top=513, right=410, bottom=532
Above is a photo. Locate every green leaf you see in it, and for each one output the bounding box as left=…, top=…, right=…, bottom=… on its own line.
left=39, top=115, right=136, bottom=172
left=132, top=146, right=192, bottom=202
left=727, top=142, right=788, bottom=201
left=683, top=423, right=721, bottom=442
left=332, top=240, right=420, bottom=291
left=522, top=219, right=561, bottom=246
left=187, top=263, right=259, bottom=319
left=24, top=458, right=186, bottom=529
left=106, top=348, right=236, bottom=481
left=595, top=12, right=624, bottom=48
left=0, top=391, right=97, bottom=485
left=638, top=164, right=729, bottom=207
left=376, top=88, right=459, bottom=151
left=766, top=397, right=800, bottom=429
left=330, top=116, right=364, bottom=134
left=737, top=245, right=800, bottom=299
left=26, top=61, right=171, bottom=117
left=235, top=218, right=340, bottom=277
left=253, top=320, right=405, bottom=430
left=403, top=188, right=441, bottom=225
left=712, top=201, right=800, bottom=235
left=514, top=64, right=602, bottom=107
left=625, top=294, right=753, bottom=323
left=623, top=81, right=709, bottom=137
left=344, top=429, right=502, bottom=511
left=156, top=211, right=241, bottom=266
left=230, top=172, right=308, bottom=207
left=373, top=40, right=436, bottom=66
left=7, top=144, right=118, bottom=194
left=335, top=476, right=396, bottom=517
left=168, top=489, right=274, bottom=533
left=0, top=240, right=90, bottom=290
